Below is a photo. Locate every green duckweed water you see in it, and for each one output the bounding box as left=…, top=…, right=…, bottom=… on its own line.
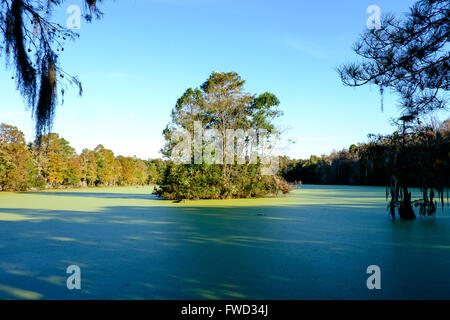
left=0, top=185, right=449, bottom=299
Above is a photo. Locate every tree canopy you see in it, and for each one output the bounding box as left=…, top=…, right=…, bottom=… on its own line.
left=338, top=0, right=448, bottom=119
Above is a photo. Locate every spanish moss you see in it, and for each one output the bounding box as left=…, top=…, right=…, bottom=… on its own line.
left=0, top=0, right=102, bottom=138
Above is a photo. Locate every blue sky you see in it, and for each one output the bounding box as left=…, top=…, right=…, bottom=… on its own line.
left=1, top=0, right=445, bottom=159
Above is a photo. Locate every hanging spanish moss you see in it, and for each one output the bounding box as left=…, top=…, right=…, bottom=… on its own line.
left=0, top=0, right=102, bottom=139
left=5, top=0, right=37, bottom=107
left=379, top=85, right=384, bottom=112
left=35, top=53, right=57, bottom=141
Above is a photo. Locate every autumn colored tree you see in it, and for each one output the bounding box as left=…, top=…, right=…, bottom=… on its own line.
left=134, top=158, right=147, bottom=185
left=35, top=133, right=79, bottom=187
left=80, top=148, right=98, bottom=186
left=117, top=156, right=136, bottom=185
left=0, top=123, right=31, bottom=190
left=94, top=144, right=116, bottom=186
left=65, top=156, right=82, bottom=186
left=0, top=123, right=164, bottom=191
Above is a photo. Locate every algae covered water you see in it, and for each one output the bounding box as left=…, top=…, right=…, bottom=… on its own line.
left=0, top=185, right=449, bottom=299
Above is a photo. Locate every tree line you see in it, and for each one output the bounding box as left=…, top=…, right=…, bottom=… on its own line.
left=280, top=118, right=450, bottom=218
left=281, top=119, right=449, bottom=186
left=0, top=123, right=166, bottom=191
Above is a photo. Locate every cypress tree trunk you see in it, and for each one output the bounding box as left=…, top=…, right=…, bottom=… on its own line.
left=398, top=186, right=416, bottom=220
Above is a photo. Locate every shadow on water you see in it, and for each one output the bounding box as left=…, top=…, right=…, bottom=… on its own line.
left=0, top=188, right=449, bottom=300
left=27, top=192, right=162, bottom=201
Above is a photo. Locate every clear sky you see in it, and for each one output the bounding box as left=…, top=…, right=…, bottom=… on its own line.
left=1, top=0, right=446, bottom=159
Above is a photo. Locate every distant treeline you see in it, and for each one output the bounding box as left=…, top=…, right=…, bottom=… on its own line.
left=0, top=123, right=166, bottom=191
left=280, top=119, right=450, bottom=188
left=3, top=118, right=449, bottom=198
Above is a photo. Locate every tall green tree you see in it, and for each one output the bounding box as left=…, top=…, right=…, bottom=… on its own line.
left=157, top=71, right=289, bottom=200
left=144, top=158, right=166, bottom=184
